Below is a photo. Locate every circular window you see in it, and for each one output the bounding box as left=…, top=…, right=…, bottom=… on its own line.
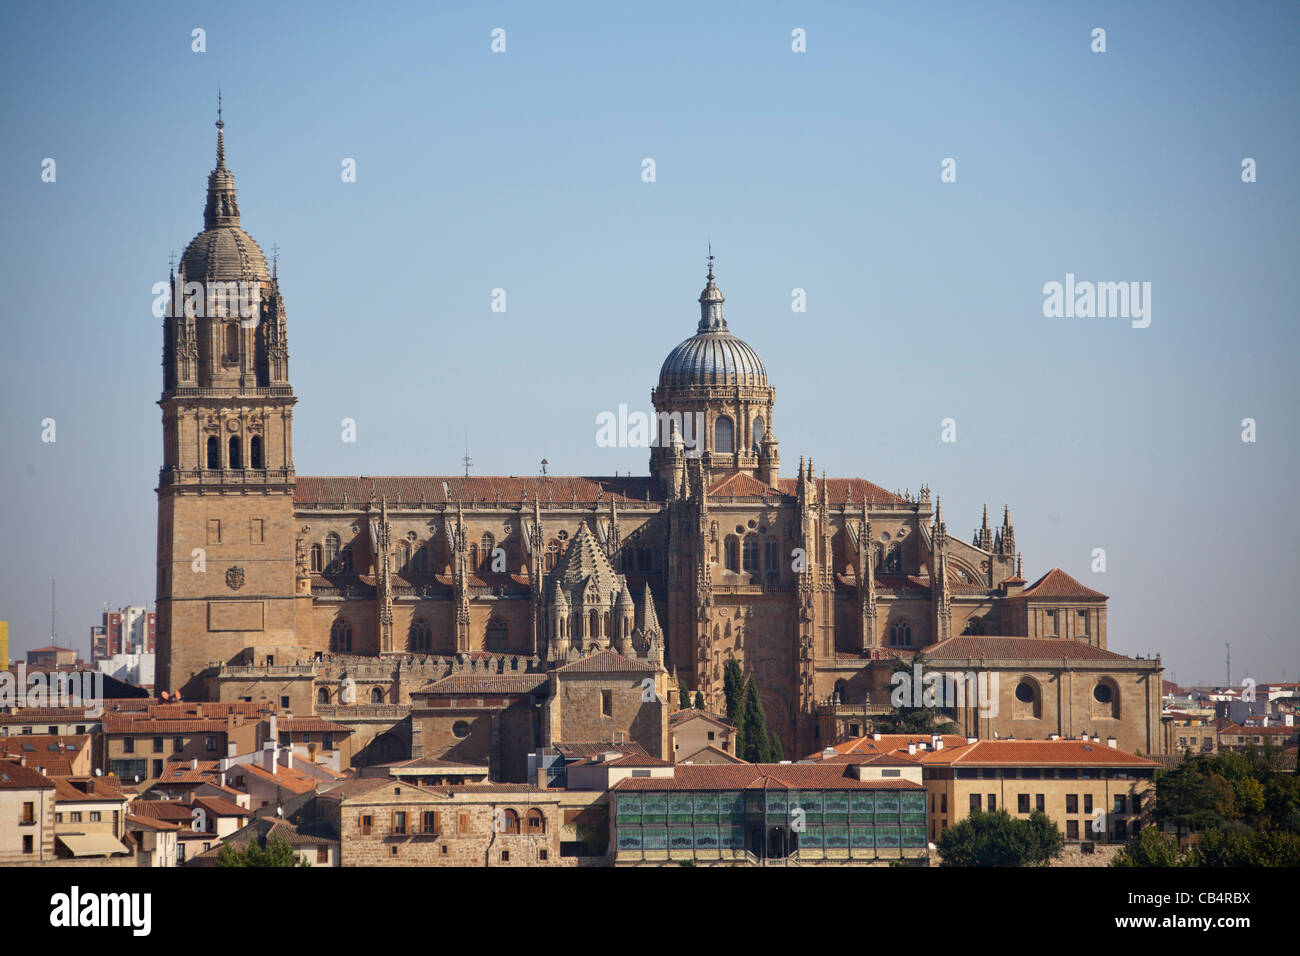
left=748, top=520, right=757, bottom=529
left=1015, top=682, right=1035, bottom=704
left=452, top=720, right=471, bottom=739
left=758, top=526, right=767, bottom=535
left=1093, top=683, right=1112, bottom=703
left=735, top=525, right=745, bottom=535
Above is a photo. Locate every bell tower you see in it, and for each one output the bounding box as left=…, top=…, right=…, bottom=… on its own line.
left=156, top=106, right=302, bottom=696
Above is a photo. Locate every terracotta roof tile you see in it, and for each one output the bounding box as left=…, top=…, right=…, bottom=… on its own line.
left=0, top=762, right=55, bottom=789
left=918, top=740, right=1157, bottom=767
left=417, top=673, right=547, bottom=696
left=294, top=476, right=662, bottom=507
left=555, top=650, right=657, bottom=674
left=773, top=478, right=904, bottom=505
left=924, top=636, right=1134, bottom=662
left=1012, top=567, right=1107, bottom=600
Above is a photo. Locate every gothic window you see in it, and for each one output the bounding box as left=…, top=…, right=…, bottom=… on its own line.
left=249, top=435, right=263, bottom=469
left=410, top=544, right=426, bottom=573
left=324, top=533, right=340, bottom=572
left=310, top=545, right=323, bottom=573
left=589, top=609, right=601, bottom=639
left=468, top=544, right=479, bottom=571
left=228, top=435, right=242, bottom=469
left=742, top=535, right=759, bottom=572
left=884, top=543, right=902, bottom=573
left=545, top=539, right=560, bottom=572
left=206, top=436, right=219, bottom=469
left=752, top=417, right=765, bottom=452
left=501, top=809, right=520, bottom=834
left=724, top=538, right=739, bottom=573
left=486, top=620, right=508, bottom=652
left=340, top=545, right=353, bottom=573
left=764, top=539, right=778, bottom=574
left=889, top=619, right=912, bottom=647
left=224, top=323, right=238, bottom=361
left=411, top=618, right=431, bottom=651
left=480, top=533, right=495, bottom=571
left=524, top=809, right=545, bottom=834
left=317, top=687, right=330, bottom=705
left=714, top=416, right=734, bottom=455
left=396, top=541, right=411, bottom=574
left=330, top=619, right=352, bottom=654
left=370, top=687, right=385, bottom=704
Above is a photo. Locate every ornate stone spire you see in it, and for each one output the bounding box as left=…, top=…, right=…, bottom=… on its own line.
left=204, top=96, right=241, bottom=230
left=697, top=249, right=727, bottom=332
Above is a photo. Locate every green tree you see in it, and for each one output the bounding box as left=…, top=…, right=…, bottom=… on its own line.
left=1111, top=827, right=1184, bottom=867
left=936, top=809, right=1063, bottom=867
left=767, top=731, right=784, bottom=762
left=740, top=677, right=773, bottom=763
left=872, top=651, right=958, bottom=735
left=722, top=658, right=744, bottom=722
left=693, top=691, right=705, bottom=710
left=216, top=834, right=309, bottom=868
left=678, top=677, right=691, bottom=710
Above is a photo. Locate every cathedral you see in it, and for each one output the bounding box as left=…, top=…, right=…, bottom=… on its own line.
left=155, top=118, right=1164, bottom=776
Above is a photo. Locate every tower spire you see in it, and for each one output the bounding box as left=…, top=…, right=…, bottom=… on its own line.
left=203, top=96, right=240, bottom=229
left=697, top=246, right=726, bottom=331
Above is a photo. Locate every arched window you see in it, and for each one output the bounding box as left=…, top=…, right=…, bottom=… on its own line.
left=340, top=545, right=353, bottom=573
left=310, top=545, right=323, bottom=573
left=545, top=539, right=560, bottom=572
left=884, top=543, right=902, bottom=573
left=324, top=533, right=340, bottom=572
left=370, top=687, right=385, bottom=704
left=228, top=435, right=242, bottom=469
left=764, top=539, right=778, bottom=574
left=486, top=620, right=509, bottom=652
left=589, top=609, right=600, bottom=639
left=396, top=541, right=411, bottom=574
left=410, top=544, right=426, bottom=573
left=224, top=323, right=238, bottom=360
left=330, top=619, right=352, bottom=654
left=500, top=809, right=520, bottom=834
left=468, top=544, right=479, bottom=572
left=1014, top=678, right=1041, bottom=719
left=249, top=435, right=263, bottom=469
left=752, top=417, right=765, bottom=452
left=317, top=687, right=330, bottom=705
left=524, top=809, right=545, bottom=834
left=206, top=436, right=219, bottom=469
left=724, top=538, right=739, bottom=572
left=714, top=416, right=734, bottom=454
left=742, top=535, right=759, bottom=572
left=411, top=618, right=431, bottom=652
left=1091, top=680, right=1120, bottom=719
left=889, top=619, right=912, bottom=647
left=480, top=533, right=495, bottom=571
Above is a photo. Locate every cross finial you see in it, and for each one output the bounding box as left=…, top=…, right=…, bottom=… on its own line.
left=270, top=243, right=280, bottom=277
left=707, top=240, right=714, bottom=280
left=168, top=250, right=177, bottom=273
left=216, top=87, right=224, bottom=129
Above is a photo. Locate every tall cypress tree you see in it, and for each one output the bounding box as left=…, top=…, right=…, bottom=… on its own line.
left=693, top=691, right=705, bottom=710
left=678, top=677, right=691, bottom=710
left=723, top=658, right=744, bottom=722
left=742, top=677, right=773, bottom=763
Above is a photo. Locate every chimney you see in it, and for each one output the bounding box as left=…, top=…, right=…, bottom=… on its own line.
left=965, top=736, right=977, bottom=745
left=263, top=741, right=277, bottom=775
left=269, top=713, right=278, bottom=744
left=931, top=734, right=943, bottom=751
left=872, top=732, right=882, bottom=741
left=227, top=741, right=237, bottom=759
left=1048, top=733, right=1060, bottom=741
left=907, top=742, right=917, bottom=755
left=281, top=746, right=293, bottom=770
left=1106, top=736, right=1118, bottom=749
left=190, top=757, right=198, bottom=770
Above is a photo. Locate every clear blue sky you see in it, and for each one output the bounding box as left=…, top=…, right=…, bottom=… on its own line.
left=1, top=1, right=1296, bottom=685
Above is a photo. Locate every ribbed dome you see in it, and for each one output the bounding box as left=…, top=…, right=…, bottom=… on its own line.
left=659, top=331, right=768, bottom=387
left=658, top=263, right=768, bottom=387
left=181, top=227, right=270, bottom=281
